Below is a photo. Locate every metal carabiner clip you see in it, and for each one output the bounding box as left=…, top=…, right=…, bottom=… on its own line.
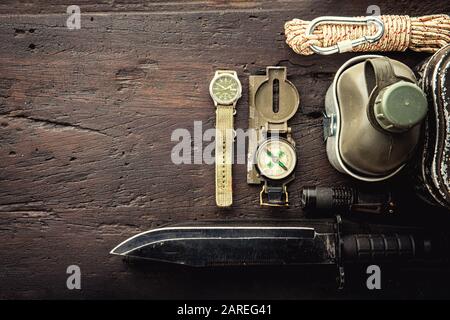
left=305, top=16, right=385, bottom=55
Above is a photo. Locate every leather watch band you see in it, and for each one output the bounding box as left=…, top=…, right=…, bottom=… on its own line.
left=215, top=105, right=234, bottom=207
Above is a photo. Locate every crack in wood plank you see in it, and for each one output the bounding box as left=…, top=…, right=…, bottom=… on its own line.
left=1, top=114, right=110, bottom=137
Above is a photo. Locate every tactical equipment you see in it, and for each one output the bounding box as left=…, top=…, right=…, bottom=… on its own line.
left=111, top=216, right=450, bottom=289
left=210, top=70, right=242, bottom=207
left=324, top=55, right=427, bottom=181
left=301, top=186, right=396, bottom=215
left=285, top=15, right=450, bottom=55
left=247, top=67, right=299, bottom=206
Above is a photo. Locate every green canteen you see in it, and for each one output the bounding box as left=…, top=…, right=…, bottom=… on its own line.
left=324, top=55, right=428, bottom=182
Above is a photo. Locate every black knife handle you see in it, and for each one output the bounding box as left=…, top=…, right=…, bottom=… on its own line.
left=342, top=234, right=436, bottom=263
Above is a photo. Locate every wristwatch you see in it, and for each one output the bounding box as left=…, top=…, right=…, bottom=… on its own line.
left=247, top=66, right=300, bottom=206
left=209, top=70, right=242, bottom=207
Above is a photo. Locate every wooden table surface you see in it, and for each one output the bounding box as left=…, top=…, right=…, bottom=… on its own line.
left=1, top=0, right=450, bottom=299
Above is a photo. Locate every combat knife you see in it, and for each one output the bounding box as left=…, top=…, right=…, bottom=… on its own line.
left=111, top=216, right=450, bottom=288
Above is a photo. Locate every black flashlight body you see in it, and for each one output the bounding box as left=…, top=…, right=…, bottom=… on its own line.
left=301, top=186, right=396, bottom=215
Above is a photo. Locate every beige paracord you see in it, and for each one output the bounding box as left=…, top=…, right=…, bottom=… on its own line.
left=285, top=15, right=450, bottom=55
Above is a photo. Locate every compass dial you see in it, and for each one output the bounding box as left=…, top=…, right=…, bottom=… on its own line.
left=256, top=139, right=296, bottom=180
left=210, top=74, right=241, bottom=105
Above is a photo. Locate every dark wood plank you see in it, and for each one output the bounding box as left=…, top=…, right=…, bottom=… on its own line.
left=0, top=0, right=447, bottom=15
left=0, top=0, right=449, bottom=299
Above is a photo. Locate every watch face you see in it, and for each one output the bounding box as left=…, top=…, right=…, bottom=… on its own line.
left=210, top=74, right=241, bottom=104
left=256, top=139, right=296, bottom=180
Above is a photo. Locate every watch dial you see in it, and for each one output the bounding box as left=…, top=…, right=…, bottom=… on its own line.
left=256, top=139, right=296, bottom=180
left=211, top=74, right=240, bottom=104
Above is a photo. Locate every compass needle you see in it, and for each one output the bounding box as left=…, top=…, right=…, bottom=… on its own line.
left=278, top=161, right=288, bottom=171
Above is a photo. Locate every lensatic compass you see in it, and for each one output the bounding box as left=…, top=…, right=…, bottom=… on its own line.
left=255, top=138, right=297, bottom=181
left=247, top=66, right=300, bottom=206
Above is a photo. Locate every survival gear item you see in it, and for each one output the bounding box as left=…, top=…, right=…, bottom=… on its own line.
left=209, top=70, right=242, bottom=207
left=324, top=55, right=428, bottom=182
left=284, top=15, right=450, bottom=56
left=111, top=216, right=450, bottom=289
left=247, top=67, right=299, bottom=206
left=414, top=44, right=450, bottom=210
left=301, top=186, right=396, bottom=215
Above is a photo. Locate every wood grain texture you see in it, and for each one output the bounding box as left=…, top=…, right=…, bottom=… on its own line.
left=0, top=0, right=449, bottom=299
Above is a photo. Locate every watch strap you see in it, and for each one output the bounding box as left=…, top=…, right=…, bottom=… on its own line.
left=215, top=105, right=234, bottom=207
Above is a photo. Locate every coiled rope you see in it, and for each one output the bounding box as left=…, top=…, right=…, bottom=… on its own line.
left=285, top=15, right=450, bottom=55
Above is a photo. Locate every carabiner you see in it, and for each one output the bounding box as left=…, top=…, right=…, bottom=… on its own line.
left=305, top=16, right=385, bottom=55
